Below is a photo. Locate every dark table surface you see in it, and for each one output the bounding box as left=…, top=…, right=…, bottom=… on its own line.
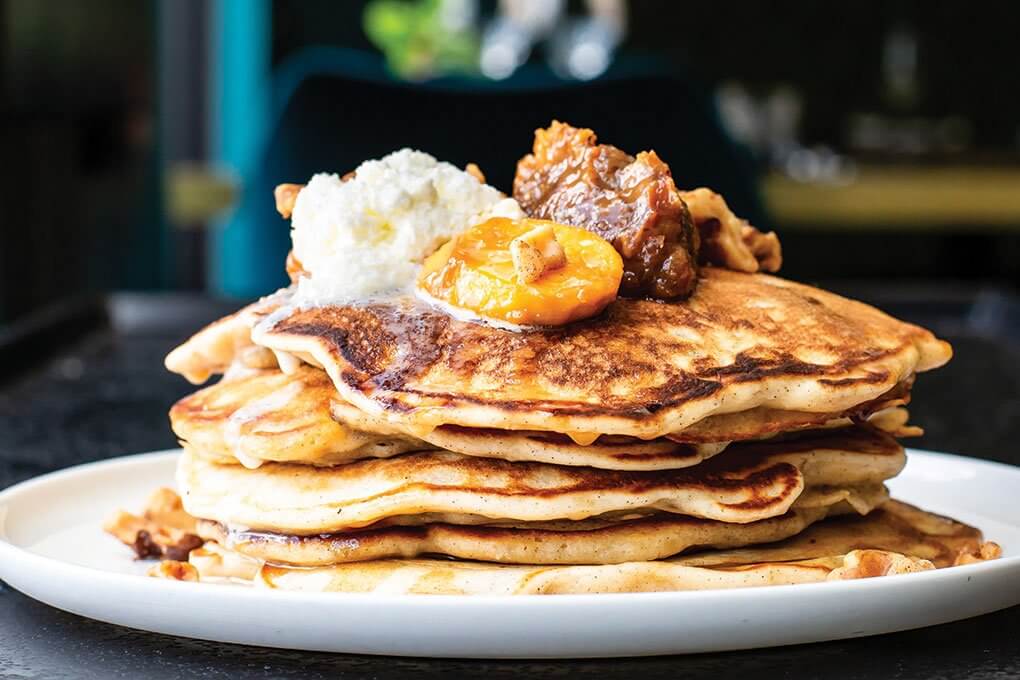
left=1, top=288, right=1019, bottom=679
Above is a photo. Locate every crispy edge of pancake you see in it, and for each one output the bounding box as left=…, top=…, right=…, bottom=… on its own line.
left=710, top=423, right=907, bottom=486
left=677, top=500, right=1001, bottom=569
left=165, top=291, right=288, bottom=384
left=170, top=366, right=424, bottom=468
left=419, top=425, right=729, bottom=470
left=194, top=484, right=887, bottom=566
left=170, top=360, right=911, bottom=471
left=165, top=311, right=251, bottom=384
left=173, top=364, right=731, bottom=471
left=164, top=292, right=927, bottom=452
left=250, top=270, right=951, bottom=439
left=127, top=494, right=998, bottom=592
left=667, top=381, right=913, bottom=443
left=252, top=550, right=934, bottom=594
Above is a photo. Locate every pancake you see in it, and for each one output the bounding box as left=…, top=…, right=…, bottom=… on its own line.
left=164, top=293, right=922, bottom=448
left=243, top=502, right=997, bottom=595
left=666, top=380, right=913, bottom=443
left=164, top=290, right=287, bottom=384
left=710, top=423, right=906, bottom=486
left=248, top=269, right=951, bottom=439
left=255, top=551, right=929, bottom=594
left=679, top=499, right=1001, bottom=570
left=406, top=422, right=727, bottom=470
left=195, top=484, right=887, bottom=566
left=170, top=366, right=422, bottom=468
left=176, top=424, right=904, bottom=533
left=172, top=366, right=729, bottom=470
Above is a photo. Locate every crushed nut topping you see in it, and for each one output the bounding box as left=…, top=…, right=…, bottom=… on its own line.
left=510, top=223, right=567, bottom=284
left=104, top=487, right=203, bottom=561
left=274, top=183, right=303, bottom=219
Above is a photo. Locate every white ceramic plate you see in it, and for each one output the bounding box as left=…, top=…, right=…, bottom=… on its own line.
left=0, top=449, right=1018, bottom=659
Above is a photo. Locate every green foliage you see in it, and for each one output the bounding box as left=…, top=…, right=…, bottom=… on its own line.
left=363, top=0, right=479, bottom=80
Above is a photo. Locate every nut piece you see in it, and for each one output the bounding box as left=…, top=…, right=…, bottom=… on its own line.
left=143, top=487, right=197, bottom=533
left=238, top=345, right=278, bottom=370
left=464, top=163, right=486, bottom=184
left=148, top=560, right=200, bottom=581
left=285, top=250, right=306, bottom=283
left=103, top=488, right=203, bottom=561
left=510, top=224, right=567, bottom=284
left=679, top=188, right=782, bottom=273
left=274, top=183, right=303, bottom=219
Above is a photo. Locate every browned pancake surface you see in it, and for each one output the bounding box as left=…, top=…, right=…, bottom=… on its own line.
left=253, top=269, right=950, bottom=437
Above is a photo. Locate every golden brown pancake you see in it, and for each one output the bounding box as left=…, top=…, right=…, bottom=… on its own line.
left=173, top=366, right=729, bottom=470
left=170, top=366, right=422, bottom=468
left=248, top=269, right=950, bottom=439
left=164, top=291, right=925, bottom=448
left=407, top=422, right=727, bottom=470
left=164, top=290, right=287, bottom=384
left=243, top=502, right=998, bottom=595
left=170, top=354, right=914, bottom=466
left=176, top=424, right=904, bottom=534
left=254, top=550, right=928, bottom=594
left=195, top=484, right=887, bottom=566
left=677, top=500, right=999, bottom=569
left=177, top=448, right=805, bottom=532
left=667, top=381, right=914, bottom=443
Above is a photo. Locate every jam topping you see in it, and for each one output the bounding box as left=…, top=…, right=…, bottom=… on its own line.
left=514, top=122, right=699, bottom=299
left=513, top=121, right=782, bottom=301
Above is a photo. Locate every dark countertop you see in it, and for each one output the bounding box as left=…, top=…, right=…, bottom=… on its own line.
left=1, top=288, right=1019, bottom=679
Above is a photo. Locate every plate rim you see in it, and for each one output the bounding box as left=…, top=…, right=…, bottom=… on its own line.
left=1, top=447, right=1018, bottom=607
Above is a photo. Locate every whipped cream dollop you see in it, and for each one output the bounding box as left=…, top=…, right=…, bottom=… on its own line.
left=289, top=148, right=524, bottom=305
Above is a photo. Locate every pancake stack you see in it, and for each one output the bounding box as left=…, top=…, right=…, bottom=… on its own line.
left=161, top=268, right=998, bottom=594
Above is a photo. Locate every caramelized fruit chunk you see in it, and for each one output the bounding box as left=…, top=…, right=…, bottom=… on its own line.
left=417, top=217, right=623, bottom=327
left=513, top=121, right=700, bottom=299
left=513, top=121, right=783, bottom=299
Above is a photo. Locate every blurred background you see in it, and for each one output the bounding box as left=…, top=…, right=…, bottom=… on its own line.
left=2, top=0, right=1020, bottom=470
left=4, top=0, right=1020, bottom=318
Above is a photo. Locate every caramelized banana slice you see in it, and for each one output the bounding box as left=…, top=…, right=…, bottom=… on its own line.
left=510, top=223, right=567, bottom=283
left=418, top=217, right=622, bottom=327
